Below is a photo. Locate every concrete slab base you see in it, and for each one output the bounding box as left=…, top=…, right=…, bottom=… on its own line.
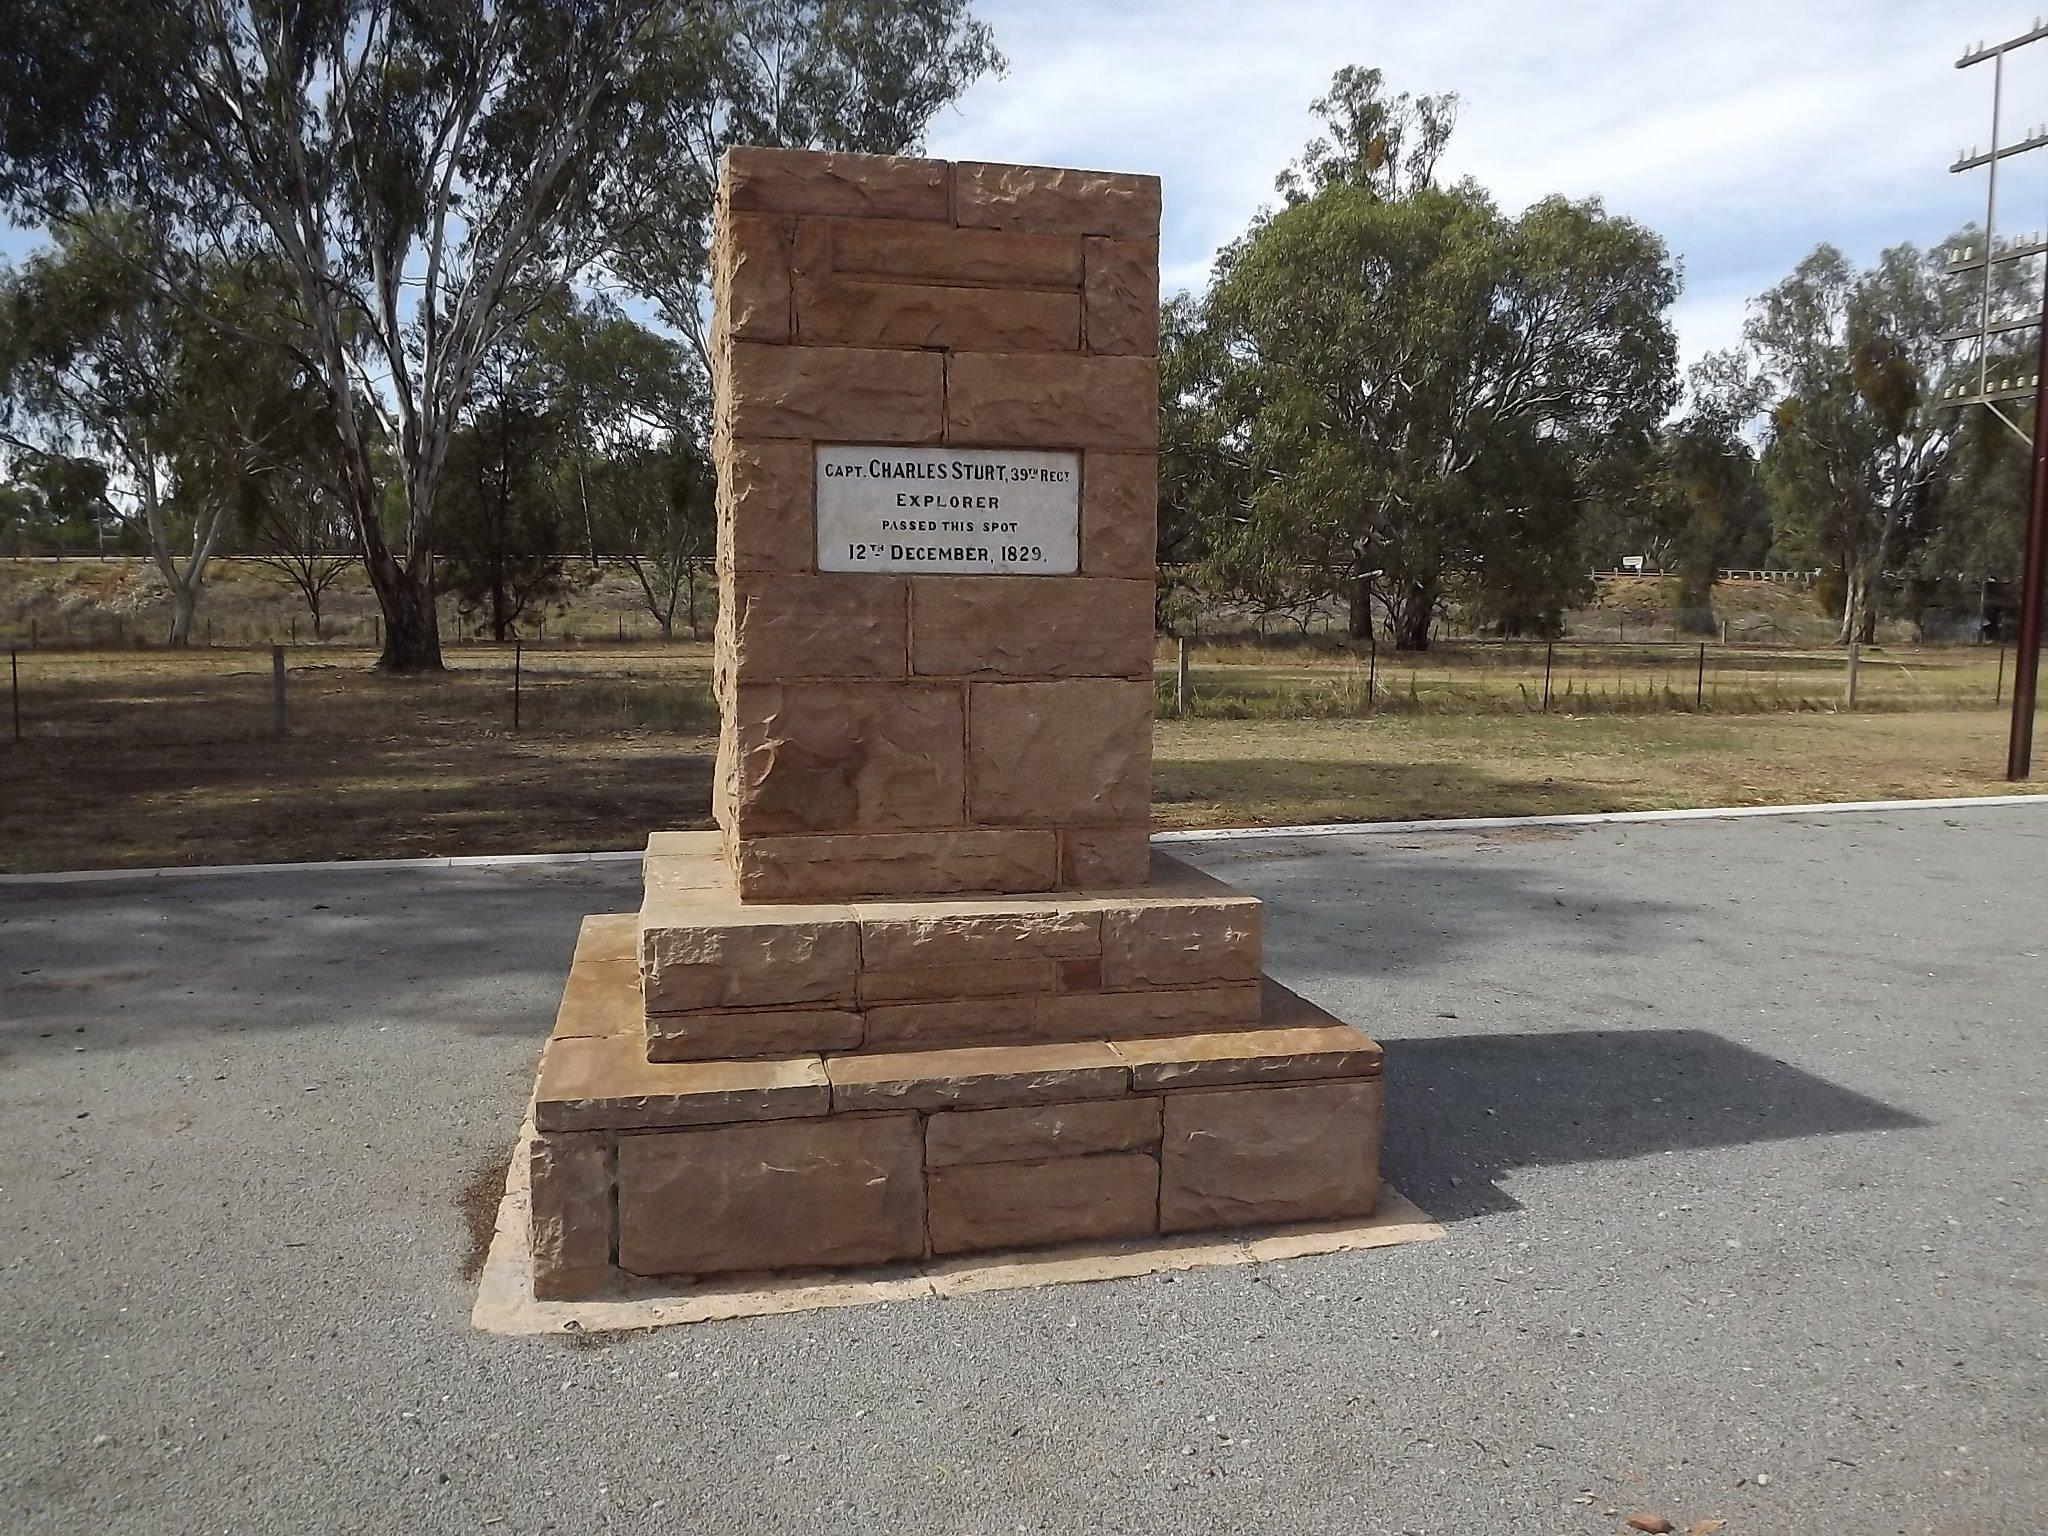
left=473, top=1109, right=1443, bottom=1336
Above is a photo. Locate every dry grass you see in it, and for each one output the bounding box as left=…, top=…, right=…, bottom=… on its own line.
left=0, top=640, right=2040, bottom=874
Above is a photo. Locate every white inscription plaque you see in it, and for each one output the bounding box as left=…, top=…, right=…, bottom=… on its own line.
left=816, top=445, right=1080, bottom=575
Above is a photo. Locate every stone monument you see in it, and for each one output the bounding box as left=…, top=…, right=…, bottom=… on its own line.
left=520, top=148, right=1384, bottom=1299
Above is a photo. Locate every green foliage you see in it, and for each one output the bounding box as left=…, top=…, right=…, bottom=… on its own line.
left=1171, top=68, right=1676, bottom=649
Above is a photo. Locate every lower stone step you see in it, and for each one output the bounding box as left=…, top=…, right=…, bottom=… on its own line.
left=528, top=917, right=1384, bottom=1299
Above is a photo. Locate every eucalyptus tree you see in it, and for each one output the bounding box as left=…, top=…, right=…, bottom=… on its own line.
left=0, top=0, right=1000, bottom=671
left=1177, top=70, right=1676, bottom=649
left=0, top=224, right=258, bottom=643
left=1747, top=242, right=1967, bottom=644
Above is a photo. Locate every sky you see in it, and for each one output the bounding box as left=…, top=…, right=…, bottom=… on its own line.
left=4, top=0, right=2042, bottom=376
left=924, top=0, right=2048, bottom=373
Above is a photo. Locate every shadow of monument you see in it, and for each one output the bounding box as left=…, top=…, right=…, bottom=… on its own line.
left=1380, top=1026, right=1928, bottom=1222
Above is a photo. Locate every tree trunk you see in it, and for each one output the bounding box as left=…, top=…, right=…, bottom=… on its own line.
left=168, top=582, right=197, bottom=647
left=1836, top=569, right=1861, bottom=647
left=1347, top=570, right=1373, bottom=641
left=1857, top=603, right=1877, bottom=646
left=1390, top=581, right=1436, bottom=651
left=366, top=555, right=444, bottom=672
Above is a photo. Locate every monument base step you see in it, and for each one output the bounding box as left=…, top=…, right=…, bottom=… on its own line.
left=635, top=832, right=1270, bottom=1059
left=527, top=916, right=1384, bottom=1299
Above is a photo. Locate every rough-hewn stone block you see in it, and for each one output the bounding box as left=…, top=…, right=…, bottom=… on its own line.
left=721, top=342, right=944, bottom=443
left=856, top=958, right=1060, bottom=1005
left=860, top=994, right=1041, bottom=1052
left=969, top=680, right=1152, bottom=825
left=616, top=1113, right=925, bottom=1276
left=1158, top=1079, right=1381, bottom=1233
left=1082, top=237, right=1158, bottom=356
left=857, top=898, right=1102, bottom=970
left=1101, top=894, right=1262, bottom=988
left=717, top=439, right=813, bottom=575
left=953, top=162, right=1162, bottom=239
left=1112, top=1023, right=1381, bottom=1090
left=1060, top=827, right=1153, bottom=888
left=824, top=218, right=1083, bottom=288
left=826, top=1041, right=1129, bottom=1112
left=643, top=1005, right=865, bottom=1062
left=1031, top=981, right=1262, bottom=1039
left=535, top=1035, right=829, bottom=1132
left=728, top=682, right=965, bottom=835
left=724, top=146, right=951, bottom=222
left=639, top=895, right=857, bottom=1011
left=712, top=214, right=792, bottom=344
left=732, top=828, right=1060, bottom=902
left=910, top=576, right=1154, bottom=678
left=723, top=574, right=908, bottom=681
left=925, top=1097, right=1161, bottom=1167
left=944, top=353, right=1157, bottom=449
left=1080, top=452, right=1157, bottom=578
left=795, top=276, right=1079, bottom=352
left=530, top=1130, right=613, bottom=1299
left=927, top=1152, right=1159, bottom=1254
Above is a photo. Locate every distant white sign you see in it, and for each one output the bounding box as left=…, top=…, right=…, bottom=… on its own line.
left=816, top=446, right=1080, bottom=575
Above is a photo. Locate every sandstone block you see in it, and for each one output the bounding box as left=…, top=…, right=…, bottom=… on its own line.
left=550, top=914, right=644, bottom=1041
left=954, top=162, right=1162, bottom=240
left=927, top=1152, right=1159, bottom=1255
left=1101, top=895, right=1262, bottom=989
left=825, top=218, right=1083, bottom=288
left=732, top=828, right=1059, bottom=902
left=720, top=342, right=943, bottom=443
left=1080, top=453, right=1158, bottom=578
left=724, top=574, right=908, bottom=681
left=1031, top=981, right=1262, bottom=1039
left=944, top=353, right=1157, bottom=450
left=529, top=1130, right=613, bottom=1300
left=825, top=1041, right=1129, bottom=1112
left=1082, top=237, right=1158, bottom=356
left=859, top=994, right=1041, bottom=1052
left=857, top=898, right=1102, bottom=970
left=728, top=682, right=965, bottom=835
left=1111, top=1023, right=1382, bottom=1090
left=1158, top=1079, right=1382, bottom=1233
left=712, top=214, right=792, bottom=344
left=856, top=958, right=1060, bottom=1005
left=1060, top=955, right=1104, bottom=990
left=795, top=275, right=1079, bottom=352
left=969, top=680, right=1153, bottom=825
left=925, top=1097, right=1162, bottom=1167
left=910, top=576, right=1153, bottom=678
left=534, top=1035, right=829, bottom=1132
left=1060, top=827, right=1153, bottom=888
left=644, top=829, right=727, bottom=865
left=644, top=1005, right=865, bottom=1062
left=724, top=146, right=951, bottom=222
left=616, top=1113, right=925, bottom=1277
left=639, top=896, right=857, bottom=1011
left=717, top=439, right=813, bottom=575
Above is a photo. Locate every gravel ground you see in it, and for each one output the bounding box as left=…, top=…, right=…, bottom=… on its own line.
left=1, top=805, right=2043, bottom=1535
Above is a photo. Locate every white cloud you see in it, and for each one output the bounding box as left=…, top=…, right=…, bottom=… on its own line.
left=928, top=0, right=2048, bottom=366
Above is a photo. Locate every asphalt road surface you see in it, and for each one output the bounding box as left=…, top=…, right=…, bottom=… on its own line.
left=2, top=805, right=2043, bottom=1535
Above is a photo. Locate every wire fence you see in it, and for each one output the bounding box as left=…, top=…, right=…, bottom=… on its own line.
left=0, top=633, right=2025, bottom=753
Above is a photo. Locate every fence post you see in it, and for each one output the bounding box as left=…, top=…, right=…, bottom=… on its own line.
left=270, top=645, right=287, bottom=737
left=1367, top=636, right=1378, bottom=708
left=10, top=647, right=19, bottom=743
left=1175, top=635, right=1191, bottom=716
left=1845, top=642, right=1861, bottom=710
left=513, top=640, right=523, bottom=731
left=1997, top=642, right=2007, bottom=705
left=1696, top=642, right=1706, bottom=709
left=28, top=618, right=36, bottom=649
left=1721, top=617, right=1729, bottom=645
left=1542, top=638, right=1555, bottom=711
